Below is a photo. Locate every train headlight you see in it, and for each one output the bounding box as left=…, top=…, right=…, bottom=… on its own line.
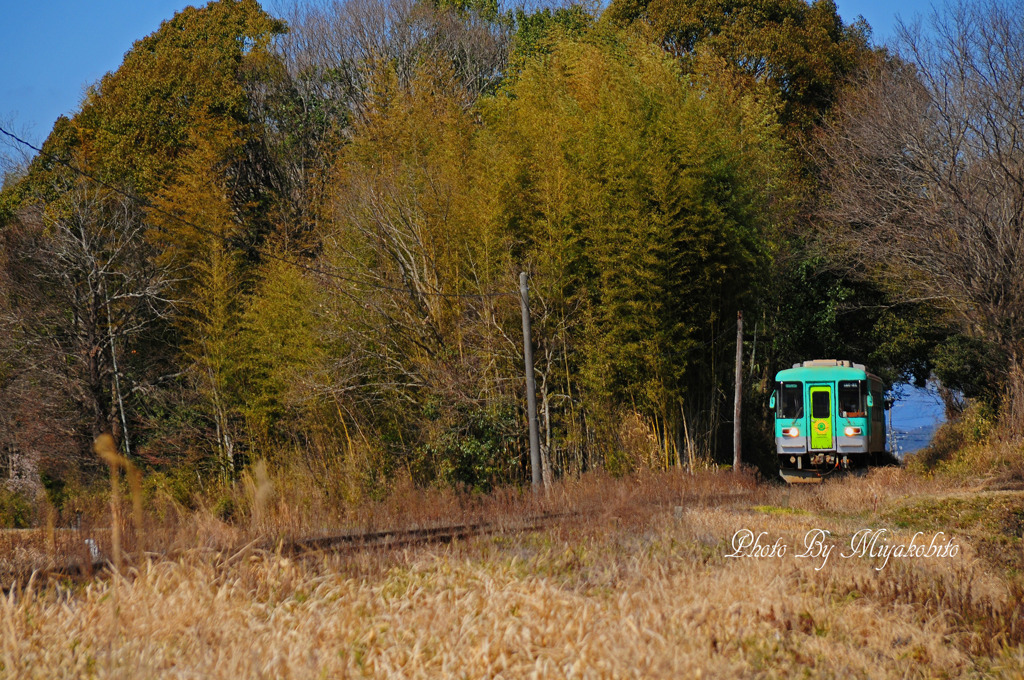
left=844, top=426, right=863, bottom=436
left=782, top=427, right=800, bottom=438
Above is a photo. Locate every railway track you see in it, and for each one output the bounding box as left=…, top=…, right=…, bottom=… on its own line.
left=2, top=485, right=759, bottom=593
left=285, top=511, right=572, bottom=555
left=1, top=511, right=573, bottom=593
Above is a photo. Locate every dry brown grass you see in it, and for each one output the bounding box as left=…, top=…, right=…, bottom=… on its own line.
left=3, top=464, right=758, bottom=580
left=3, top=468, right=1024, bottom=678
left=904, top=403, right=1024, bottom=491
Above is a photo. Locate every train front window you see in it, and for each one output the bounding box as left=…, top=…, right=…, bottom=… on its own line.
left=777, top=382, right=803, bottom=419
left=839, top=380, right=865, bottom=417
left=812, top=390, right=831, bottom=419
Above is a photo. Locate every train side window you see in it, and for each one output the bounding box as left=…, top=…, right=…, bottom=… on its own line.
left=777, top=382, right=803, bottom=419
left=838, top=380, right=865, bottom=417
left=871, top=390, right=884, bottom=422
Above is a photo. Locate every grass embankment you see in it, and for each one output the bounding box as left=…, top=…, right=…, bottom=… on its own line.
left=3, top=468, right=1024, bottom=678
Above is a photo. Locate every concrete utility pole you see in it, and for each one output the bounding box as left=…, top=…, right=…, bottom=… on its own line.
left=520, top=272, right=542, bottom=490
left=733, top=310, right=743, bottom=471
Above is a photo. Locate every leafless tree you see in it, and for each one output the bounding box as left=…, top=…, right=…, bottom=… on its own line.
left=274, top=0, right=510, bottom=117
left=0, top=180, right=176, bottom=472
left=819, top=0, right=1024, bottom=419
left=323, top=165, right=521, bottom=408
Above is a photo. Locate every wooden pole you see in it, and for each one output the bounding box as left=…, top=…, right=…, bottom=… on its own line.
left=733, top=310, right=743, bottom=471
left=520, top=272, right=542, bottom=490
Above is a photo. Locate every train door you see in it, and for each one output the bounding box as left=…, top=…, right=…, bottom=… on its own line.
left=809, top=385, right=833, bottom=450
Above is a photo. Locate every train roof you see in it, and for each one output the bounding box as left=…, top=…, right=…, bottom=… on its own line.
left=775, top=359, right=883, bottom=384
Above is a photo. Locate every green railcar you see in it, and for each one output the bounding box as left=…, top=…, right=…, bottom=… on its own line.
left=771, top=360, right=889, bottom=483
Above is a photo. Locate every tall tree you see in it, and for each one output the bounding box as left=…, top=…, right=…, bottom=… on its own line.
left=322, top=60, right=522, bottom=489
left=1, top=1, right=292, bottom=477
left=819, top=0, right=1024, bottom=426
left=605, top=0, right=874, bottom=132
left=79, top=0, right=286, bottom=195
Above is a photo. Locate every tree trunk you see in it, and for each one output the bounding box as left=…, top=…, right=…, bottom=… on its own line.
left=541, top=381, right=553, bottom=489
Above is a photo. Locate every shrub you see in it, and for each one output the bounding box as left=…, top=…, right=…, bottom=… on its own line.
left=0, top=485, right=34, bottom=528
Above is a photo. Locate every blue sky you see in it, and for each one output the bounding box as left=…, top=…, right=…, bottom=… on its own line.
left=1, top=0, right=939, bottom=147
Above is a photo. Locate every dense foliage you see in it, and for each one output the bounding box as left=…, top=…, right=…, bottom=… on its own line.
left=2, top=0, right=1009, bottom=501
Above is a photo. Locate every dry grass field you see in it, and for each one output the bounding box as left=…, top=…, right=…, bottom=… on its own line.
left=3, top=469, right=1024, bottom=679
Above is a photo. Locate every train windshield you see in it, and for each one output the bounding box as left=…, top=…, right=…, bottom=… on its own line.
left=838, top=380, right=866, bottom=417
left=777, top=382, right=803, bottom=419
left=812, top=390, right=831, bottom=418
